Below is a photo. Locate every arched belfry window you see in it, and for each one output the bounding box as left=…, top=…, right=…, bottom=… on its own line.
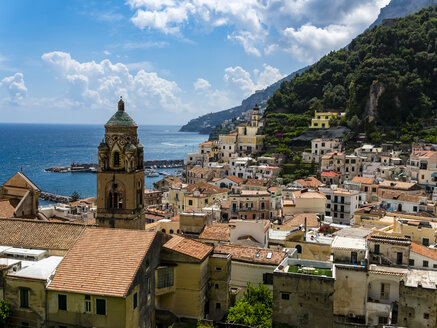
left=107, top=182, right=124, bottom=209
left=113, top=152, right=121, bottom=168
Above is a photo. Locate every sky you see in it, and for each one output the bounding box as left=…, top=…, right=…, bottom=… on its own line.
left=0, top=0, right=390, bottom=125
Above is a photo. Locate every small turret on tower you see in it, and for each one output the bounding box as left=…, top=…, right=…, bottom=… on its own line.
left=118, top=96, right=124, bottom=112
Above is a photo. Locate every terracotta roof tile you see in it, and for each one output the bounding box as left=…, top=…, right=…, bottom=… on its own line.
left=215, top=244, right=286, bottom=265
left=0, top=200, right=17, bottom=218
left=321, top=170, right=340, bottom=177
left=379, top=180, right=419, bottom=190
left=164, top=235, right=212, bottom=260
left=227, top=176, right=244, bottom=184
left=410, top=242, right=437, bottom=261
left=293, top=190, right=326, bottom=199
left=244, top=179, right=271, bottom=187
left=283, top=213, right=319, bottom=228
left=352, top=176, right=376, bottom=185
left=410, top=151, right=437, bottom=159
left=199, top=225, right=230, bottom=241
left=295, top=177, right=323, bottom=188
left=380, top=190, right=421, bottom=203
left=184, top=182, right=228, bottom=195
left=48, top=229, right=157, bottom=297
left=0, top=218, right=88, bottom=250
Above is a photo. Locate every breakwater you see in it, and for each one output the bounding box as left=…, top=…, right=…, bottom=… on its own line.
left=144, top=159, right=184, bottom=168
left=45, top=160, right=184, bottom=173
left=40, top=191, right=72, bottom=203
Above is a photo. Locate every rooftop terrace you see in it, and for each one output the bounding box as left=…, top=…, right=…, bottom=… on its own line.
left=275, top=258, right=334, bottom=278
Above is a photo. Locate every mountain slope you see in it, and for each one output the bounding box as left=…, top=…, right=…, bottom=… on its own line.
left=369, top=0, right=437, bottom=29
left=263, top=6, right=437, bottom=151
left=179, top=66, right=309, bottom=134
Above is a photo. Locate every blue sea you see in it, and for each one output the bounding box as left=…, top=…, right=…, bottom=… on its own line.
left=0, top=123, right=207, bottom=204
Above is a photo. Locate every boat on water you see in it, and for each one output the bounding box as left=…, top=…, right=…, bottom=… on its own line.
left=145, top=169, right=160, bottom=177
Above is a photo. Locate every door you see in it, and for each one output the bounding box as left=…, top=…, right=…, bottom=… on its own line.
left=396, top=252, right=403, bottom=265
left=351, top=252, right=358, bottom=264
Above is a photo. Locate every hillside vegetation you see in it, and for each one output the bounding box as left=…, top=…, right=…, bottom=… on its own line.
left=264, top=6, right=437, bottom=148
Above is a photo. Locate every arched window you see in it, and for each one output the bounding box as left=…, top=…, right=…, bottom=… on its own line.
left=296, top=244, right=302, bottom=254
left=107, top=182, right=124, bottom=209
left=161, top=229, right=166, bottom=233
left=113, top=152, right=120, bottom=167
left=169, top=229, right=174, bottom=234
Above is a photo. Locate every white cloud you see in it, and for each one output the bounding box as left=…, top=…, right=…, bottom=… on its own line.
left=0, top=72, right=27, bottom=105
left=103, top=50, right=111, bottom=55
left=125, top=61, right=154, bottom=71
left=122, top=40, right=169, bottom=50
left=193, top=78, right=211, bottom=91
left=281, top=0, right=391, bottom=63
left=282, top=24, right=351, bottom=63
left=224, top=64, right=285, bottom=96
left=126, top=0, right=390, bottom=60
left=41, top=51, right=187, bottom=113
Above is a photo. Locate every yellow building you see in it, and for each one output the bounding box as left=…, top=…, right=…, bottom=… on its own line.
left=156, top=235, right=215, bottom=323
left=5, top=256, right=63, bottom=327
left=46, top=228, right=161, bottom=328
left=310, top=111, right=340, bottom=129
left=218, top=105, right=265, bottom=159
left=168, top=182, right=228, bottom=212
left=282, top=189, right=326, bottom=216
left=96, top=97, right=146, bottom=230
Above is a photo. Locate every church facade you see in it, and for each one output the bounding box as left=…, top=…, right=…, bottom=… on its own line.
left=96, top=97, right=145, bottom=229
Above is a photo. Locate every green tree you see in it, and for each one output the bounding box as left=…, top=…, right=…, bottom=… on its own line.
left=70, top=191, right=81, bottom=202
left=0, top=299, right=11, bottom=328
left=227, top=282, right=272, bottom=328
left=197, top=320, right=213, bottom=328
left=347, top=115, right=361, bottom=132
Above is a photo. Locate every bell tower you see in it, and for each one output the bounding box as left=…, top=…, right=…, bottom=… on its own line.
left=96, top=97, right=145, bottom=230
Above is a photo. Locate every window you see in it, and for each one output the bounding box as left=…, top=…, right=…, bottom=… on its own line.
left=158, top=267, right=174, bottom=289
left=378, top=316, right=388, bottom=324
left=380, top=283, right=390, bottom=300
left=216, top=303, right=221, bottom=309
left=413, top=206, right=418, bottom=212
left=58, top=294, right=67, bottom=311
left=433, top=264, right=437, bottom=269
left=113, top=151, right=120, bottom=167
left=263, top=273, right=273, bottom=285
left=96, top=299, right=106, bottom=315
left=188, top=200, right=193, bottom=206
left=409, top=259, right=415, bottom=266
left=215, top=267, right=222, bottom=271
left=424, top=313, right=430, bottom=319
left=374, top=244, right=380, bottom=255
left=281, top=292, right=290, bottom=300
left=85, top=295, right=91, bottom=313
left=423, top=238, right=430, bottom=246
left=295, top=245, right=302, bottom=254
left=215, top=283, right=219, bottom=289
left=20, top=288, right=29, bottom=308
left=423, top=260, right=429, bottom=268
left=133, top=292, right=138, bottom=310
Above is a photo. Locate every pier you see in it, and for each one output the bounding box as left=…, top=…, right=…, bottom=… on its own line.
left=45, top=160, right=184, bottom=173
